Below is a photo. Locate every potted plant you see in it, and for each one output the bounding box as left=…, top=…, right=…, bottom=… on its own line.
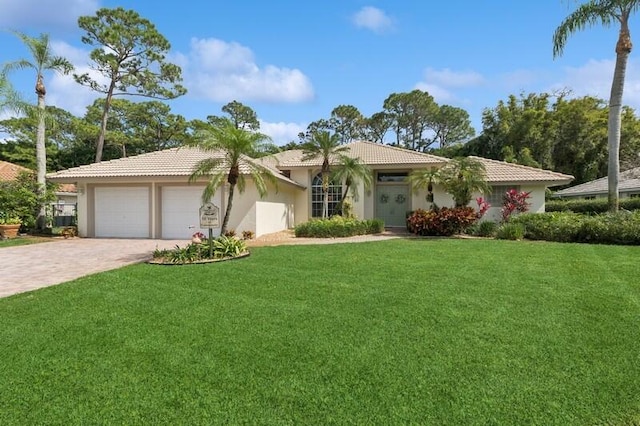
left=0, top=214, right=22, bottom=239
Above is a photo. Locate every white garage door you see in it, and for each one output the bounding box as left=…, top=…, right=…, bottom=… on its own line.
left=162, top=186, right=221, bottom=239
left=95, top=187, right=149, bottom=238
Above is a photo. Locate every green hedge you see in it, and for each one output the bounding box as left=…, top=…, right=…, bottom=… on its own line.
left=508, top=211, right=640, bottom=245
left=547, top=197, right=640, bottom=213
left=294, top=216, right=385, bottom=238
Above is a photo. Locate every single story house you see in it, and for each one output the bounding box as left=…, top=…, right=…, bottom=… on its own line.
left=554, top=166, right=640, bottom=199
left=47, top=141, right=573, bottom=239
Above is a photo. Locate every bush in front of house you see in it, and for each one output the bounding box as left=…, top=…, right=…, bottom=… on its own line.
left=294, top=216, right=384, bottom=238
left=508, top=211, right=640, bottom=245
left=152, top=235, right=248, bottom=264
left=407, top=207, right=478, bottom=236
left=495, top=222, right=525, bottom=240
left=473, top=220, right=498, bottom=237
left=546, top=197, right=640, bottom=214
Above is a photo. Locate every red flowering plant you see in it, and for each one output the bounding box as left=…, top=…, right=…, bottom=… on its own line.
left=500, top=189, right=531, bottom=222
left=475, top=197, right=491, bottom=219
left=407, top=206, right=478, bottom=236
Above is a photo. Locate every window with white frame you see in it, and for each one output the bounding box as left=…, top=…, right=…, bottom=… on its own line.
left=311, top=173, right=342, bottom=218
left=486, top=185, right=521, bottom=206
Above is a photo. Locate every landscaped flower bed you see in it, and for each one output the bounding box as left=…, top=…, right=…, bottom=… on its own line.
left=150, top=235, right=249, bottom=265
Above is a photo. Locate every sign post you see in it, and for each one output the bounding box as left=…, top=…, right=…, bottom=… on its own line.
left=199, top=203, right=220, bottom=257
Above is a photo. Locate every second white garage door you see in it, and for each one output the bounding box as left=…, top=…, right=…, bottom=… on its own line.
left=161, top=186, right=222, bottom=239
left=95, top=187, right=150, bottom=238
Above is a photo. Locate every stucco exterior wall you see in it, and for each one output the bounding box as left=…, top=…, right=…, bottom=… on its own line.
left=475, top=184, right=547, bottom=222
left=228, top=181, right=296, bottom=237
left=290, top=169, right=310, bottom=225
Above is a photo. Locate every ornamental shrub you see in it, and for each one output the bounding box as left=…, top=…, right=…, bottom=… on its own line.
left=474, top=220, right=498, bottom=237
left=508, top=211, right=640, bottom=245
left=546, top=197, right=640, bottom=214
left=495, top=223, right=525, bottom=240
left=406, top=207, right=478, bottom=236
left=500, top=189, right=531, bottom=222
left=294, top=216, right=384, bottom=238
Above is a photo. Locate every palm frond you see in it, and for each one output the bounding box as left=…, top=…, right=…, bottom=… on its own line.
left=553, top=1, right=618, bottom=57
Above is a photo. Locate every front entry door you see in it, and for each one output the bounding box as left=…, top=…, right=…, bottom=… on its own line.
left=376, top=185, right=410, bottom=227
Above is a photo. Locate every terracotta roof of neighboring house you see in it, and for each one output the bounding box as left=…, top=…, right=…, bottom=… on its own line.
left=56, top=183, right=77, bottom=194
left=0, top=160, right=31, bottom=181
left=554, top=166, right=640, bottom=197
left=470, top=156, right=574, bottom=185
left=46, top=147, right=305, bottom=188
left=264, top=141, right=449, bottom=168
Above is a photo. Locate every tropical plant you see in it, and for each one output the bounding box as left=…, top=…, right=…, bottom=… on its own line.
left=332, top=156, right=372, bottom=214
left=407, top=168, right=440, bottom=203
left=0, top=70, right=26, bottom=114
left=501, top=189, right=532, bottom=222
left=75, top=7, right=186, bottom=162
left=553, top=0, right=640, bottom=212
left=301, top=131, right=350, bottom=218
left=5, top=31, right=73, bottom=229
left=0, top=171, right=56, bottom=229
left=437, top=157, right=491, bottom=207
left=187, top=120, right=276, bottom=235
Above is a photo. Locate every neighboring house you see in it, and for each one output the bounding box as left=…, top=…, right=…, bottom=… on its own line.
left=554, top=166, right=640, bottom=199
left=46, top=141, right=573, bottom=239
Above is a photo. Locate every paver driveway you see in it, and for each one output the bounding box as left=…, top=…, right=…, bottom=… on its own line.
left=0, top=238, right=188, bottom=298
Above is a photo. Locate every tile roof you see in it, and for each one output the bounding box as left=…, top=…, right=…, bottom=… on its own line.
left=46, top=147, right=305, bottom=188
left=470, top=156, right=574, bottom=185
left=56, top=183, right=77, bottom=194
left=0, top=160, right=31, bottom=181
left=554, top=166, right=640, bottom=196
left=265, top=141, right=449, bottom=167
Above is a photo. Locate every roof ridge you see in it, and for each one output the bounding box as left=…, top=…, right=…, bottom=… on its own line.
left=469, top=156, right=574, bottom=179
left=350, top=140, right=450, bottom=162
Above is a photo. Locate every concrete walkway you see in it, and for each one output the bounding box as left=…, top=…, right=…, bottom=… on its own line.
left=0, top=238, right=187, bottom=298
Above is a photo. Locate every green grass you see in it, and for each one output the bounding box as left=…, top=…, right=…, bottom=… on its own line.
left=1, top=239, right=639, bottom=425
left=0, top=235, right=54, bottom=248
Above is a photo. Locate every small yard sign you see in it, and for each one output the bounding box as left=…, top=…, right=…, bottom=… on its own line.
left=199, top=202, right=220, bottom=228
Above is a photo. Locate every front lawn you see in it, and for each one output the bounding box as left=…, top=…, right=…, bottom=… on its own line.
left=1, top=239, right=639, bottom=424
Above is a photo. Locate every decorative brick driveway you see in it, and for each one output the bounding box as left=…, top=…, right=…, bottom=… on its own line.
left=0, top=238, right=188, bottom=298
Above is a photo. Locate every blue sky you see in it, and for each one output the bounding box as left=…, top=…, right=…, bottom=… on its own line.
left=1, top=0, right=638, bottom=145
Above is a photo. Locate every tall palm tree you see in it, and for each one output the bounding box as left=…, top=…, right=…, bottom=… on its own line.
left=0, top=70, right=26, bottom=114
left=301, top=131, right=350, bottom=218
left=6, top=31, right=72, bottom=229
left=553, top=1, right=640, bottom=212
left=407, top=167, right=440, bottom=203
left=332, top=156, right=373, bottom=215
left=187, top=120, right=276, bottom=235
left=437, top=157, right=490, bottom=207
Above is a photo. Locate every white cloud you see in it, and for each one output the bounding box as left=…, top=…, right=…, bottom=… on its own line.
left=551, top=58, right=640, bottom=108
left=413, top=82, right=455, bottom=103
left=46, top=41, right=103, bottom=115
left=421, top=68, right=485, bottom=88
left=500, top=69, right=540, bottom=89
left=182, top=37, right=314, bottom=103
left=414, top=67, right=485, bottom=104
left=0, top=0, right=98, bottom=29
left=352, top=6, right=394, bottom=34
left=259, top=120, right=306, bottom=146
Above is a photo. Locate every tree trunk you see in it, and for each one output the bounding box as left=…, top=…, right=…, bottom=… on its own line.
left=95, top=80, right=117, bottom=163
left=322, top=172, right=329, bottom=218
left=608, top=25, right=632, bottom=212
left=220, top=183, right=235, bottom=235
left=35, top=74, right=47, bottom=231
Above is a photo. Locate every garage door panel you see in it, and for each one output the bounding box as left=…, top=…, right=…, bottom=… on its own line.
left=95, top=187, right=149, bottom=238
left=162, top=186, right=221, bottom=239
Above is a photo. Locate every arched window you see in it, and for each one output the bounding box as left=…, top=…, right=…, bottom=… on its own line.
left=311, top=172, right=342, bottom=218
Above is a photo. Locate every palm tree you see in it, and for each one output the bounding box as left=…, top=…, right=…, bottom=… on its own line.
left=332, top=156, right=373, bottom=215
left=187, top=120, right=276, bottom=235
left=6, top=31, right=72, bottom=229
left=407, top=167, right=440, bottom=203
left=553, top=1, right=640, bottom=212
left=301, top=131, right=350, bottom=218
left=437, top=157, right=490, bottom=207
left=0, top=70, right=26, bottom=114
